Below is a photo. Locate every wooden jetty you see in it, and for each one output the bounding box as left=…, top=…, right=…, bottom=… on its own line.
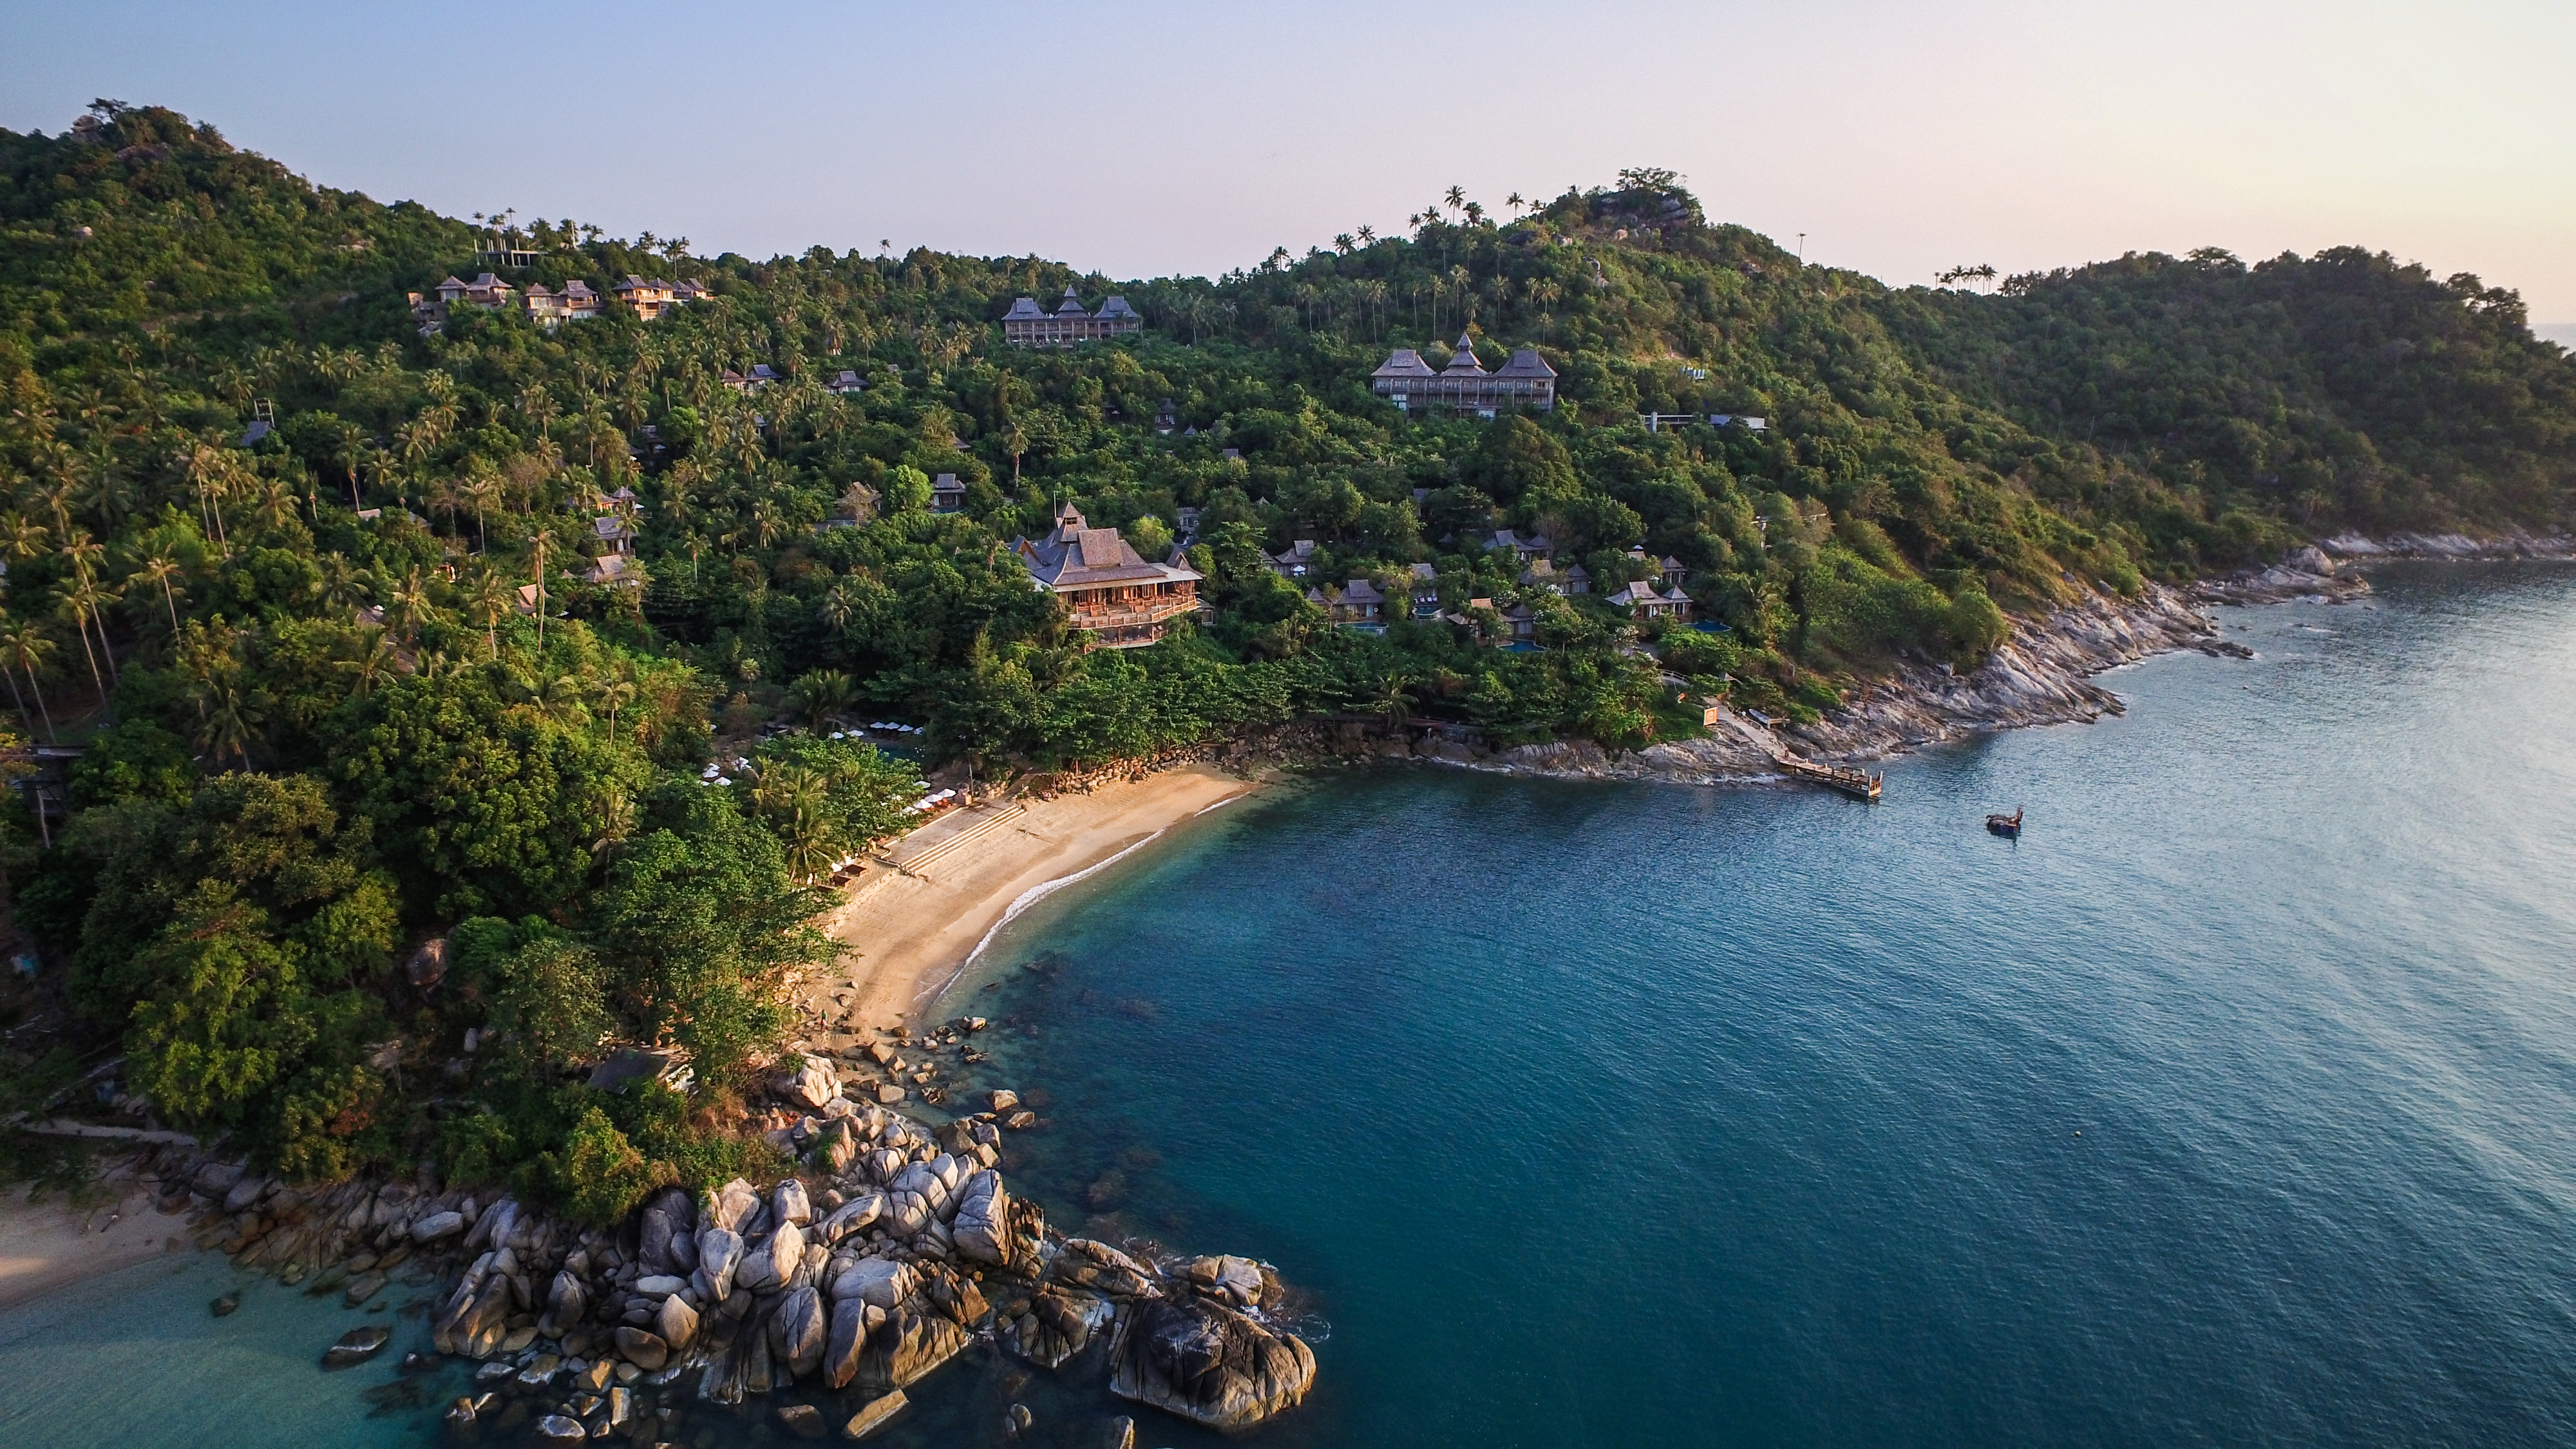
left=1772, top=752, right=1882, bottom=802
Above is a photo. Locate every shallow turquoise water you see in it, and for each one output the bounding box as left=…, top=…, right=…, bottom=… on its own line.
left=8, top=562, right=2574, bottom=1448
left=955, top=562, right=2576, bottom=1448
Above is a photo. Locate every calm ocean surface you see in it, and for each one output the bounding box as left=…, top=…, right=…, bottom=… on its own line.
left=7, top=562, right=2574, bottom=1448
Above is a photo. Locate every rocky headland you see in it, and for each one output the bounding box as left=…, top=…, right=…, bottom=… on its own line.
left=120, top=1042, right=1313, bottom=1446
left=1383, top=544, right=2395, bottom=786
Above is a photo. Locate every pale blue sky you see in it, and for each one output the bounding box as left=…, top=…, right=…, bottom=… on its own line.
left=8, top=1, right=2574, bottom=319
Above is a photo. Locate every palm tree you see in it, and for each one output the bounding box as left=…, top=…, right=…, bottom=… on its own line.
left=197, top=664, right=259, bottom=768
left=788, top=668, right=855, bottom=730
left=1444, top=184, right=1466, bottom=213
left=466, top=569, right=513, bottom=658
left=1357, top=225, right=1376, bottom=245
left=526, top=533, right=552, bottom=645
left=0, top=618, right=57, bottom=742
left=387, top=567, right=433, bottom=643
left=55, top=576, right=114, bottom=699
left=461, top=473, right=500, bottom=553
left=129, top=552, right=185, bottom=635
left=339, top=629, right=399, bottom=697
left=0, top=515, right=47, bottom=567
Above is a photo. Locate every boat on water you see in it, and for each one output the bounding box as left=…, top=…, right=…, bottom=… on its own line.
left=1985, top=808, right=2023, bottom=837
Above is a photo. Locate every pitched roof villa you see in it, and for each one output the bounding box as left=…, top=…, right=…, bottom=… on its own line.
left=1372, top=334, right=1557, bottom=415
left=1014, top=504, right=1203, bottom=649
left=1002, top=287, right=1144, bottom=348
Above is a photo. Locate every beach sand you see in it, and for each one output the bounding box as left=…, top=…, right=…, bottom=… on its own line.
left=0, top=1182, right=193, bottom=1308
left=815, top=763, right=1255, bottom=1030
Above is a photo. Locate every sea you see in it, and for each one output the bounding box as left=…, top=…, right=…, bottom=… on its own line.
left=6, top=560, right=2575, bottom=1448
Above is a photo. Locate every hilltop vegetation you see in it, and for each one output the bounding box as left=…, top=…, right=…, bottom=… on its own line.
left=0, top=104, right=2567, bottom=1204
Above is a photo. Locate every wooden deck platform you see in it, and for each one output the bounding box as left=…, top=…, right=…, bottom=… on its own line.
left=1773, top=752, right=1883, bottom=801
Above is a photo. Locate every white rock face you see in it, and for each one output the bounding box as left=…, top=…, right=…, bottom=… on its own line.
left=828, top=1256, right=913, bottom=1309
left=817, top=1191, right=885, bottom=1244
left=694, top=1228, right=744, bottom=1300
left=951, top=1171, right=1010, bottom=1267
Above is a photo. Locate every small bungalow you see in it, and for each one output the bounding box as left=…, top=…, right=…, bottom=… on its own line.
left=930, top=473, right=967, bottom=513
left=1153, top=399, right=1178, bottom=434
left=1500, top=601, right=1539, bottom=644
left=524, top=279, right=603, bottom=325
left=592, top=513, right=636, bottom=553
left=1609, top=578, right=1689, bottom=621
left=1520, top=558, right=1593, bottom=596
left=829, top=370, right=867, bottom=395
left=587, top=553, right=644, bottom=589
left=1409, top=562, right=1441, bottom=618
left=1489, top=529, right=1553, bottom=562
left=612, top=275, right=710, bottom=321
left=1268, top=539, right=1320, bottom=579
left=1323, top=578, right=1387, bottom=629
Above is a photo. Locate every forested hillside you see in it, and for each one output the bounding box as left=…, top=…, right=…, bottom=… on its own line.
left=0, top=103, right=2566, bottom=1202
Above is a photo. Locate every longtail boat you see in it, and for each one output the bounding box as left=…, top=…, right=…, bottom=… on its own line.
left=1985, top=808, right=2023, bottom=837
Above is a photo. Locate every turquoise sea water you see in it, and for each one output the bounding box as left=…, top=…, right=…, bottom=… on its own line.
left=7, top=562, right=2575, bottom=1447
left=954, top=562, right=2576, bottom=1448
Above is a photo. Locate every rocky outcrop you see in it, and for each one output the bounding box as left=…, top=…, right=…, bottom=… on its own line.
left=2191, top=545, right=2371, bottom=606
left=322, top=1325, right=390, bottom=1368
left=1004, top=1286, right=1114, bottom=1369
left=1110, top=1296, right=1317, bottom=1430
left=2318, top=528, right=2576, bottom=560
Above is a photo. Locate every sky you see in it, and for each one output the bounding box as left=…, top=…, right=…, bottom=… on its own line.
left=6, top=0, right=2574, bottom=321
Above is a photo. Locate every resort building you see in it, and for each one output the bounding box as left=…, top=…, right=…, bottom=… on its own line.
left=1268, top=539, right=1320, bottom=579
left=1409, top=562, right=1442, bottom=618
left=931, top=473, right=967, bottom=514
left=1001, top=287, right=1144, bottom=347
left=1488, top=529, right=1553, bottom=563
left=1521, top=558, right=1591, bottom=596
left=1608, top=578, right=1690, bottom=621
left=1014, top=503, right=1204, bottom=649
left=612, top=275, right=713, bottom=321
left=1370, top=334, right=1558, bottom=415
left=523, top=279, right=603, bottom=325
left=1306, top=579, right=1388, bottom=631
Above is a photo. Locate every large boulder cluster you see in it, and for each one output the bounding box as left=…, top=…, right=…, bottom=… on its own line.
left=422, top=1089, right=1314, bottom=1439
left=137, top=1054, right=1316, bottom=1441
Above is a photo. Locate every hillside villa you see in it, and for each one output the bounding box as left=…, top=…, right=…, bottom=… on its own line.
left=1002, top=287, right=1144, bottom=347
left=1014, top=504, right=1204, bottom=649
left=1370, top=334, right=1558, bottom=415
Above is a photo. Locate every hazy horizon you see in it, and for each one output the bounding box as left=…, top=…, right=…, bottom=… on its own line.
left=6, top=1, right=2571, bottom=319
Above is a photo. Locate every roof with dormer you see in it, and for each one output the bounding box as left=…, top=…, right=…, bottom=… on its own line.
left=1442, top=334, right=1488, bottom=375
left=1016, top=504, right=1202, bottom=591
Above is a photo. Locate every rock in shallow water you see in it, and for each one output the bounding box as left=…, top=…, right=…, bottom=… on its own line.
left=774, top=1402, right=828, bottom=1438
left=321, top=1325, right=391, bottom=1368
left=842, top=1389, right=909, bottom=1440
left=531, top=1413, right=587, bottom=1446
left=209, top=1293, right=239, bottom=1317
left=1109, top=1296, right=1316, bottom=1430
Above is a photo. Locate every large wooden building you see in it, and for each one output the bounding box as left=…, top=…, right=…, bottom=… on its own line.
left=1370, top=333, right=1558, bottom=415
left=1015, top=504, right=1203, bottom=649
left=1002, top=287, right=1144, bottom=347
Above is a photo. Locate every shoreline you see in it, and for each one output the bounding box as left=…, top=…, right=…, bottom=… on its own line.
left=0, top=1180, right=192, bottom=1309
left=811, top=762, right=1256, bottom=1034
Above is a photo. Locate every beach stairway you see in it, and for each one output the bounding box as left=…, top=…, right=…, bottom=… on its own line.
left=885, top=803, right=1030, bottom=880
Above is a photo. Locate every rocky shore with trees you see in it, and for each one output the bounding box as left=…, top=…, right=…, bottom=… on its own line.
left=120, top=1042, right=1313, bottom=1444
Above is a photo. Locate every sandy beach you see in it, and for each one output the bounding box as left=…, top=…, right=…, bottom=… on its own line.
left=813, top=763, right=1256, bottom=1030
left=0, top=1181, right=192, bottom=1308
